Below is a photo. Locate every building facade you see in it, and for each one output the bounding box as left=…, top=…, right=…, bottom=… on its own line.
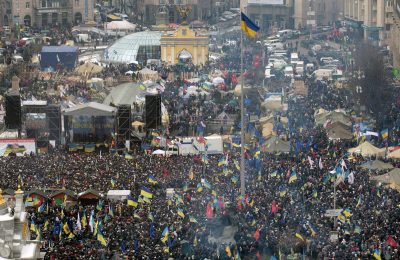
left=343, top=0, right=394, bottom=45
left=390, top=0, right=400, bottom=66
left=294, top=0, right=341, bottom=29
left=6, top=0, right=95, bottom=29
left=243, top=0, right=295, bottom=33
left=160, top=26, right=208, bottom=65
left=140, top=0, right=214, bottom=26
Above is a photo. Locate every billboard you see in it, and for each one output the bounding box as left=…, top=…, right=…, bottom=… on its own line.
left=0, top=139, right=36, bottom=156
left=248, top=0, right=284, bottom=5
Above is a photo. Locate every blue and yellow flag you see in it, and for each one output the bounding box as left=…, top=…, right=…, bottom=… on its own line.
left=127, top=195, right=138, bottom=207
left=140, top=186, right=153, bottom=199
left=161, top=226, right=169, bottom=243
left=148, top=176, right=158, bottom=185
left=124, top=153, right=133, bottom=160
left=241, top=12, right=260, bottom=38
left=177, top=209, right=185, bottom=218
left=381, top=128, right=388, bottom=140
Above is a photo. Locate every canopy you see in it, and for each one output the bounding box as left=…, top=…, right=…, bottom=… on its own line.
left=326, top=123, right=353, bottom=140
left=74, top=62, right=103, bottom=76
left=370, top=168, right=400, bottom=190
left=264, top=136, right=290, bottom=153
left=152, top=149, right=166, bottom=155
left=103, top=82, right=146, bottom=106
left=106, top=20, right=137, bottom=31
left=138, top=68, right=159, bottom=81
left=348, top=141, right=385, bottom=157
left=360, top=160, right=394, bottom=170
left=315, top=110, right=352, bottom=127
left=63, top=102, right=117, bottom=117
left=388, top=148, right=400, bottom=159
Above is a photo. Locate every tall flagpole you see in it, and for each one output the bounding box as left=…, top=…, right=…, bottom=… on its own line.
left=240, top=1, right=246, bottom=197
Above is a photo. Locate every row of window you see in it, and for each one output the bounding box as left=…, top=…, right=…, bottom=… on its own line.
left=23, top=0, right=81, bottom=9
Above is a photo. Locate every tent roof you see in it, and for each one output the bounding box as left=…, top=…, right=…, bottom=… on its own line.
left=348, top=141, right=385, bottom=157
left=103, top=82, right=146, bottom=106
left=106, top=20, right=137, bottom=30
left=63, top=102, right=117, bottom=116
left=74, top=62, right=104, bottom=75
left=78, top=189, right=102, bottom=198
left=360, top=160, right=394, bottom=170
left=389, top=149, right=400, bottom=159
left=326, top=124, right=353, bottom=140
left=370, top=168, right=400, bottom=187
left=264, top=136, right=290, bottom=153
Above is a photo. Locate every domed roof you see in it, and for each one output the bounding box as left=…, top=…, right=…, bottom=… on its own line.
left=103, top=31, right=162, bottom=64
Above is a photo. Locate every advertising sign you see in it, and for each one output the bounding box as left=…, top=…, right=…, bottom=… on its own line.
left=0, top=139, right=36, bottom=156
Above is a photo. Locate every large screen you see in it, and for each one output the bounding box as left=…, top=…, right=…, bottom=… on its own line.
left=248, top=0, right=284, bottom=5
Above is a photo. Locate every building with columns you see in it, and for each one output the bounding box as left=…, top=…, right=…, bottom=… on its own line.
left=6, top=0, right=95, bottom=29
left=343, top=0, right=394, bottom=45
left=390, top=0, right=400, bottom=66
left=160, top=25, right=208, bottom=65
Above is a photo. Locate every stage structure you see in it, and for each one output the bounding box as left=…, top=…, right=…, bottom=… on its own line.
left=62, top=102, right=117, bottom=151
left=22, top=101, right=61, bottom=147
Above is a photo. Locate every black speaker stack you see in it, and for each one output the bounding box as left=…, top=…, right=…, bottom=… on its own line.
left=5, top=94, right=22, bottom=130
left=145, top=94, right=161, bottom=130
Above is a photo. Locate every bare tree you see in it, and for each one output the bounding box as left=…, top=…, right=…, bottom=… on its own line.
left=354, top=43, right=394, bottom=126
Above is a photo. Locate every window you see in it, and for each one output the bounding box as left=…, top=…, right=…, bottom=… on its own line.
left=26, top=2, right=30, bottom=8
left=75, top=0, right=79, bottom=5
left=42, top=0, right=46, bottom=8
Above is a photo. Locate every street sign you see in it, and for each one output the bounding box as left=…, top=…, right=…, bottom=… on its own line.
left=325, top=209, right=342, bottom=217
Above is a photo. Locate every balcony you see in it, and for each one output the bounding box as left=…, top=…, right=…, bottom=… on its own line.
left=386, top=5, right=393, bottom=13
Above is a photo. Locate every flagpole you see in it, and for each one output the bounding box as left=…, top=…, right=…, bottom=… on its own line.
left=240, top=5, right=246, bottom=197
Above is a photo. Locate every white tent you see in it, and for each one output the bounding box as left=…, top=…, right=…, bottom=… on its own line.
left=107, top=190, right=131, bottom=201
left=63, top=102, right=117, bottom=117
left=106, top=20, right=137, bottom=31
left=152, top=149, right=166, bottom=155
left=348, top=141, right=385, bottom=157
left=388, top=148, right=400, bottom=159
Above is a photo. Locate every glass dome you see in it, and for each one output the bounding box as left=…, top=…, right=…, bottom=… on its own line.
left=103, top=31, right=162, bottom=64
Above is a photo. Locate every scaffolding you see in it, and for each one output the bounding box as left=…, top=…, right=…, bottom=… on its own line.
left=116, top=105, right=131, bottom=150
left=23, top=103, right=61, bottom=146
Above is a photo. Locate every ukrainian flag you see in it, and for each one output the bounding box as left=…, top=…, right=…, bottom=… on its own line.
left=84, top=144, right=96, bottom=153
left=189, top=215, right=198, bottom=223
left=127, top=195, right=138, bottom=207
left=97, top=233, right=108, bottom=246
left=295, top=232, right=305, bottom=241
left=231, top=176, right=239, bottom=184
left=148, top=176, right=158, bottom=185
left=177, top=209, right=185, bottom=218
left=161, top=226, right=169, bottom=243
left=124, top=153, right=133, bottom=160
left=289, top=172, right=298, bottom=183
left=373, top=249, right=381, bottom=260
left=63, top=222, right=70, bottom=234
left=241, top=12, right=260, bottom=38
left=197, top=183, right=203, bottom=192
left=381, top=128, right=389, bottom=139
left=140, top=186, right=153, bottom=199
left=343, top=208, right=352, bottom=218
left=218, top=156, right=225, bottom=167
